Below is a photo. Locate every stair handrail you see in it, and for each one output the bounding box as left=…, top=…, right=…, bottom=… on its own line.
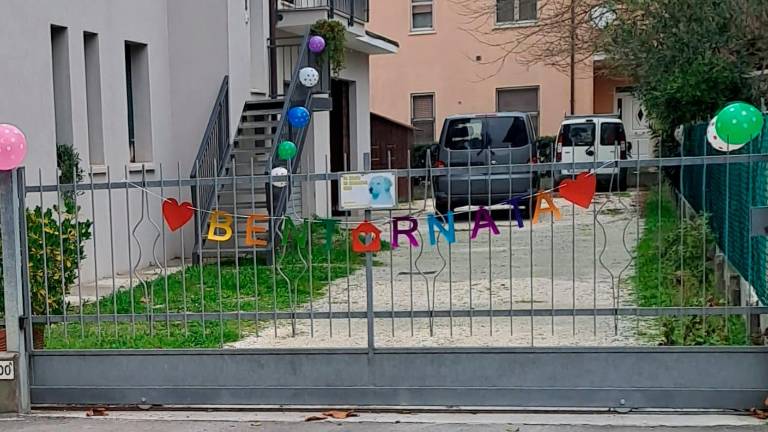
left=268, top=30, right=329, bottom=239
left=190, top=75, right=231, bottom=254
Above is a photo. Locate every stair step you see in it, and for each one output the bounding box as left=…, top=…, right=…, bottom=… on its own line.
left=239, top=121, right=279, bottom=129
left=235, top=134, right=274, bottom=142
left=243, top=108, right=283, bottom=116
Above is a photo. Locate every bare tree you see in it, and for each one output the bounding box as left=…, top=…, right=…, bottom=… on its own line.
left=451, top=0, right=612, bottom=113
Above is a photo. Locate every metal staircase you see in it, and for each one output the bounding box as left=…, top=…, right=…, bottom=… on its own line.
left=191, top=31, right=329, bottom=262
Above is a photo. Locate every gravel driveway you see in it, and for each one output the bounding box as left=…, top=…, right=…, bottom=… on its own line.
left=231, top=192, right=648, bottom=349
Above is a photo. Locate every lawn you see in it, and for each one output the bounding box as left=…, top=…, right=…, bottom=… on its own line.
left=633, top=184, right=748, bottom=346
left=43, top=221, right=370, bottom=349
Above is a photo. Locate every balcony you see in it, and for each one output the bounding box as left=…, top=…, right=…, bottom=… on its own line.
left=279, top=0, right=369, bottom=23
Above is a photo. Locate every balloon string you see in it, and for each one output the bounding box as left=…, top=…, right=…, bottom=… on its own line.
left=125, top=159, right=617, bottom=226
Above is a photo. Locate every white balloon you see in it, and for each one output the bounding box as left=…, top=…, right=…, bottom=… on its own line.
left=299, top=67, right=320, bottom=88
left=674, top=125, right=685, bottom=144
left=708, top=118, right=746, bottom=152
left=271, top=167, right=289, bottom=187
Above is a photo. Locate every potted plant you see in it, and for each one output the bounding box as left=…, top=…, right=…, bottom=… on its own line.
left=311, top=19, right=347, bottom=76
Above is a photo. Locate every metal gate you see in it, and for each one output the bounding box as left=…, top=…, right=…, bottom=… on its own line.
left=3, top=144, right=768, bottom=410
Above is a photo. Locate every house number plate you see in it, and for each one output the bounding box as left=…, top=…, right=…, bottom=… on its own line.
left=0, top=361, right=14, bottom=380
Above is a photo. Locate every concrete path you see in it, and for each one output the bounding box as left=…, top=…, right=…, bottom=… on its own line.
left=231, top=192, right=649, bottom=349
left=1, top=411, right=765, bottom=431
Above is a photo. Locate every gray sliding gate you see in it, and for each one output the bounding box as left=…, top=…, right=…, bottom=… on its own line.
left=2, top=152, right=768, bottom=410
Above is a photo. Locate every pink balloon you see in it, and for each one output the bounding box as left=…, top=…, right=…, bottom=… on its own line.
left=0, top=124, right=27, bottom=171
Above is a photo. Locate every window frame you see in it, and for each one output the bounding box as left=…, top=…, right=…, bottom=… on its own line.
left=495, top=86, right=540, bottom=135
left=410, top=0, right=434, bottom=32
left=495, top=0, right=538, bottom=26
left=411, top=92, right=436, bottom=145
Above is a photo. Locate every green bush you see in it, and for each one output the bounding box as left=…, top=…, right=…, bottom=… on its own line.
left=0, top=144, right=92, bottom=317
left=634, top=185, right=748, bottom=345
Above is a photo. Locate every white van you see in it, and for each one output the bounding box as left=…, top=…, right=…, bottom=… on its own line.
left=554, top=114, right=630, bottom=191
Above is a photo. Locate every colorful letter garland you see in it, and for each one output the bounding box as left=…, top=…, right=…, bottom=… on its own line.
left=160, top=171, right=599, bottom=253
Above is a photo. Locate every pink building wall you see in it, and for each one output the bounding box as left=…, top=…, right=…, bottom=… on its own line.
left=368, top=0, right=595, bottom=137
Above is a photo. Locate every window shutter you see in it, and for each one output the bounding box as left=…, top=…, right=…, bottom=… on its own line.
left=496, top=0, right=515, bottom=22
left=519, top=0, right=537, bottom=20
left=412, top=95, right=434, bottom=120
left=497, top=88, right=539, bottom=113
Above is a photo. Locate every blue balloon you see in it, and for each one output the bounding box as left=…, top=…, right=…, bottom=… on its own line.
left=287, top=106, right=311, bottom=128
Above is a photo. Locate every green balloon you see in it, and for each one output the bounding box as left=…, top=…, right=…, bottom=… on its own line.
left=715, top=102, right=764, bottom=145
left=278, top=140, right=298, bottom=160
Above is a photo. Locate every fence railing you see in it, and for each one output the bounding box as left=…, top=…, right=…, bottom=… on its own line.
left=190, top=76, right=230, bottom=253
left=681, top=117, right=768, bottom=305
left=7, top=152, right=768, bottom=352
left=279, top=0, right=370, bottom=23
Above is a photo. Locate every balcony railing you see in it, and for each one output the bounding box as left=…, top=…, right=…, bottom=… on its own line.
left=279, top=0, right=369, bottom=23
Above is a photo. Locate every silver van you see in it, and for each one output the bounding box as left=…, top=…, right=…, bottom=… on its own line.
left=432, top=113, right=540, bottom=215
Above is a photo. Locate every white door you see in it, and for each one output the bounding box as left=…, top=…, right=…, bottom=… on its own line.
left=616, top=92, right=652, bottom=159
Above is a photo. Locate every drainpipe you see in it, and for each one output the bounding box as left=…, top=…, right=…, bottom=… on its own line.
left=268, top=0, right=278, bottom=99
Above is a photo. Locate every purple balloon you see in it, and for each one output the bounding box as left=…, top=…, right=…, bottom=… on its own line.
left=308, top=35, right=326, bottom=53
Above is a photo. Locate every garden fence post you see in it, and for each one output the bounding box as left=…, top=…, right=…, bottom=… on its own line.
left=0, top=168, right=30, bottom=413
left=363, top=153, right=375, bottom=355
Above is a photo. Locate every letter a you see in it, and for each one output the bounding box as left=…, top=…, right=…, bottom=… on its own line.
left=532, top=193, right=562, bottom=224
left=471, top=207, right=500, bottom=240
left=427, top=212, right=455, bottom=246
left=207, top=210, right=233, bottom=242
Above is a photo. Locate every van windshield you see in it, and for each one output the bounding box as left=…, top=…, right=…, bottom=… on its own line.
left=445, top=117, right=529, bottom=150
left=561, top=123, right=596, bottom=147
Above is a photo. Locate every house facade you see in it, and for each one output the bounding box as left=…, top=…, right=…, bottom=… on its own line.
left=0, top=0, right=396, bottom=283
left=368, top=0, right=651, bottom=157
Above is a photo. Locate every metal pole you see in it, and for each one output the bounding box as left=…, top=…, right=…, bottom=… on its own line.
left=364, top=153, right=375, bottom=355
left=0, top=169, right=30, bottom=412
left=268, top=0, right=279, bottom=99
left=569, top=0, right=576, bottom=115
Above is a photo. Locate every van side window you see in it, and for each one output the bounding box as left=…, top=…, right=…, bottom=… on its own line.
left=445, top=119, right=484, bottom=150
left=561, top=123, right=596, bottom=147
left=601, top=123, right=626, bottom=146
left=487, top=116, right=529, bottom=148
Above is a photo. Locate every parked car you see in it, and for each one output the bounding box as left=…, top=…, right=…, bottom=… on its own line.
left=554, top=114, right=631, bottom=191
left=432, top=112, right=540, bottom=216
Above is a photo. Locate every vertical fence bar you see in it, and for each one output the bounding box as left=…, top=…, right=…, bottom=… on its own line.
left=37, top=169, right=51, bottom=334
left=89, top=167, right=101, bottom=338
left=364, top=153, right=375, bottom=354
left=0, top=169, right=30, bottom=412
left=107, top=168, right=118, bottom=337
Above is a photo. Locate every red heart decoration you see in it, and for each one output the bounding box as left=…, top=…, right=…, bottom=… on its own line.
left=559, top=172, right=596, bottom=209
left=162, top=198, right=194, bottom=232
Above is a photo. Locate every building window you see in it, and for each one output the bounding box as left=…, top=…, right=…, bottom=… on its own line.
left=51, top=25, right=73, bottom=148
left=496, top=87, right=540, bottom=134
left=497, top=0, right=537, bottom=24
left=125, top=41, right=153, bottom=163
left=411, top=0, right=434, bottom=31
left=411, top=93, right=435, bottom=144
left=84, top=32, right=105, bottom=166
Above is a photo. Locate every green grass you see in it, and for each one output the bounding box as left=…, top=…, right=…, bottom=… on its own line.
left=44, top=222, right=374, bottom=349
left=633, top=185, right=748, bottom=345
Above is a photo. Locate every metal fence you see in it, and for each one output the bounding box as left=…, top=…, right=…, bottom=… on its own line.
left=4, top=152, right=768, bottom=408
left=682, top=119, right=768, bottom=305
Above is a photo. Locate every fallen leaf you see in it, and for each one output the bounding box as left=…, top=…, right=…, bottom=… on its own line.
left=750, top=407, right=768, bottom=419
left=85, top=407, right=108, bottom=417
left=304, top=415, right=328, bottom=422
left=322, top=410, right=358, bottom=420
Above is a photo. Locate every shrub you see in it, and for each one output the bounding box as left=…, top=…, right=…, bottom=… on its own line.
left=0, top=144, right=92, bottom=317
